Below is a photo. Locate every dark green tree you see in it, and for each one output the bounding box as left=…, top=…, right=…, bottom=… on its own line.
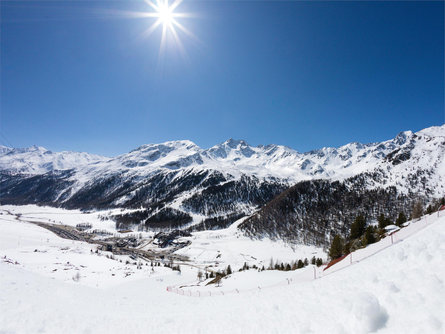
left=316, top=258, right=323, bottom=267
left=395, top=212, right=407, bottom=227
left=377, top=214, right=387, bottom=229
left=426, top=205, right=433, bottom=215
left=297, top=260, right=304, bottom=269
left=226, top=265, right=232, bottom=275
left=311, top=256, right=316, bottom=265
left=329, top=235, right=344, bottom=260
left=363, top=226, right=376, bottom=246
left=304, top=258, right=309, bottom=266
left=350, top=215, right=366, bottom=240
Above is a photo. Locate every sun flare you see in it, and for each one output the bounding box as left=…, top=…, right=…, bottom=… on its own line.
left=156, top=1, right=174, bottom=27
left=140, top=0, right=194, bottom=58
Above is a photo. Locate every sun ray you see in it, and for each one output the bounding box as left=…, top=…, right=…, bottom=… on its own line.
left=141, top=19, right=163, bottom=39
left=172, top=20, right=199, bottom=44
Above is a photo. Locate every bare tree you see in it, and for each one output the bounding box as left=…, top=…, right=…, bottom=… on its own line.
left=412, top=201, right=423, bottom=220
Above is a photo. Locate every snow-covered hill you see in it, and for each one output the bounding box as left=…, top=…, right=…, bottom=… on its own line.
left=0, top=125, right=444, bottom=244
left=1, top=207, right=444, bottom=333
left=0, top=145, right=108, bottom=175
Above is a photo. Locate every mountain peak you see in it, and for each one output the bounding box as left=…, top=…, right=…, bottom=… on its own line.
left=416, top=124, right=445, bottom=138
left=223, top=138, right=250, bottom=149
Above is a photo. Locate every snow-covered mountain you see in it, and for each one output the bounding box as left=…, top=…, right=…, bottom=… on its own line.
left=1, top=125, right=444, bottom=244
left=2, top=125, right=444, bottom=184
left=0, top=145, right=107, bottom=175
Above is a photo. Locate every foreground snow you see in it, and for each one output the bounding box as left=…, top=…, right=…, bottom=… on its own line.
left=1, top=211, right=444, bottom=333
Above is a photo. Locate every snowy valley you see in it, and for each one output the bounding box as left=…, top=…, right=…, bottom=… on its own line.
left=1, top=125, right=445, bottom=333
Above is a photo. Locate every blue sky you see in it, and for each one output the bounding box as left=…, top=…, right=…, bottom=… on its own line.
left=1, top=0, right=444, bottom=156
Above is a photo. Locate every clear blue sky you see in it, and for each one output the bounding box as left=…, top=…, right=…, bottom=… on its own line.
left=1, top=0, right=444, bottom=156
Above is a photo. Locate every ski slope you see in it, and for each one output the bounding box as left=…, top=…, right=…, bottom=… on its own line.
left=1, top=209, right=444, bottom=333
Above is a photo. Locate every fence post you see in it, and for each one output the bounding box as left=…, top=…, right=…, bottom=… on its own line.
left=313, top=266, right=316, bottom=280
left=350, top=253, right=352, bottom=264
left=391, top=234, right=393, bottom=244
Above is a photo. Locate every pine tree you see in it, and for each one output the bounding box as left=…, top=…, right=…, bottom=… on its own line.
left=363, top=226, right=376, bottom=246
left=329, top=235, right=344, bottom=260
left=377, top=214, right=387, bottom=229
left=297, top=259, right=304, bottom=269
left=242, top=262, right=249, bottom=271
left=426, top=205, right=433, bottom=215
left=226, top=265, right=232, bottom=275
left=311, top=256, right=316, bottom=265
left=304, top=258, right=309, bottom=266
left=350, top=215, right=366, bottom=240
left=395, top=212, right=407, bottom=227
left=316, top=258, right=323, bottom=267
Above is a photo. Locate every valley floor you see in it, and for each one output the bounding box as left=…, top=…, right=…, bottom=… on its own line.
left=1, top=208, right=444, bottom=333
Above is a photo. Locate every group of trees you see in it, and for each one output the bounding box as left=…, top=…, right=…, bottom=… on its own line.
left=329, top=197, right=445, bottom=261
left=200, top=256, right=326, bottom=282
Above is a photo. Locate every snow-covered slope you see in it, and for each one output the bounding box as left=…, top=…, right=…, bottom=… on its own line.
left=0, top=125, right=444, bottom=239
left=1, top=207, right=444, bottom=333
left=0, top=145, right=108, bottom=174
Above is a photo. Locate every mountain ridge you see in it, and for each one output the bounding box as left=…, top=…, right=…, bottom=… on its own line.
left=1, top=124, right=444, bottom=246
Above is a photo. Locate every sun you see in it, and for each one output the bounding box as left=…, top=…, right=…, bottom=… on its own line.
left=156, top=1, right=174, bottom=27
left=140, top=0, right=195, bottom=58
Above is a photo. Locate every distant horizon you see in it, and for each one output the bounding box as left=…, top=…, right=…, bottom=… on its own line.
left=2, top=122, right=444, bottom=157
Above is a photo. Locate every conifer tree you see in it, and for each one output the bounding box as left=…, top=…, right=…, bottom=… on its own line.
left=329, top=235, right=344, bottom=260
left=426, top=205, right=433, bottom=215
left=395, top=212, right=407, bottom=227
left=363, top=226, right=376, bottom=246
left=297, top=259, right=304, bottom=269
left=350, top=215, right=366, bottom=240
left=378, top=214, right=387, bottom=229
left=226, top=265, right=232, bottom=275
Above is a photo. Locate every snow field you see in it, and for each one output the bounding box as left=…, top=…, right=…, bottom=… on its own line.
left=1, top=208, right=444, bottom=333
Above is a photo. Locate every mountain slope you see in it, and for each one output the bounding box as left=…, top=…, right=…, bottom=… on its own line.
left=0, top=125, right=444, bottom=244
